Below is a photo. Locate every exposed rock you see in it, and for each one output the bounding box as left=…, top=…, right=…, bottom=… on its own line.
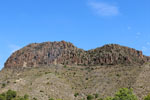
left=4, top=41, right=149, bottom=68
left=5, top=41, right=87, bottom=68
left=87, top=44, right=149, bottom=66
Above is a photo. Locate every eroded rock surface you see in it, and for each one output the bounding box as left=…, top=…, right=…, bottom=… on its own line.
left=4, top=41, right=149, bottom=68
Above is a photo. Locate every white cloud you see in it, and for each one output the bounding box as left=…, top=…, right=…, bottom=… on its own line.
left=9, top=44, right=21, bottom=53
left=88, top=2, right=119, bottom=16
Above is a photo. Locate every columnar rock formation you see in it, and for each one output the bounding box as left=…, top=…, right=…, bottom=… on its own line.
left=4, top=41, right=149, bottom=68
left=87, top=44, right=149, bottom=65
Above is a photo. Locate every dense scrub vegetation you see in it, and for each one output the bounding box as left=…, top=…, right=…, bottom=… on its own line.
left=83, top=88, right=150, bottom=100
left=0, top=89, right=29, bottom=100
left=1, top=88, right=150, bottom=100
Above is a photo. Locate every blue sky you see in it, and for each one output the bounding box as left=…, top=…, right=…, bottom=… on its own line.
left=0, top=0, right=150, bottom=69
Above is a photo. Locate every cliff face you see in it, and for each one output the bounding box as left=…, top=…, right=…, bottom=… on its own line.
left=87, top=44, right=149, bottom=65
left=5, top=41, right=87, bottom=68
left=4, top=41, right=149, bottom=68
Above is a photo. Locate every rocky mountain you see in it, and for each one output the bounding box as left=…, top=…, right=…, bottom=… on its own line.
left=4, top=41, right=149, bottom=69
left=1, top=41, right=150, bottom=100
left=87, top=44, right=149, bottom=65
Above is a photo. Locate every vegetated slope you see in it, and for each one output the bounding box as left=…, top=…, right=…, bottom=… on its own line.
left=0, top=66, right=75, bottom=100
left=1, top=41, right=150, bottom=100
left=133, top=63, right=150, bottom=98
left=1, top=64, right=150, bottom=100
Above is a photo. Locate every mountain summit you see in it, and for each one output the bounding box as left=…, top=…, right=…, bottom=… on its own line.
left=4, top=41, right=149, bottom=68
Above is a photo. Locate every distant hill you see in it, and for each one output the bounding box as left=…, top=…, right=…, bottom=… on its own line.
left=4, top=41, right=149, bottom=69
left=1, top=41, right=150, bottom=100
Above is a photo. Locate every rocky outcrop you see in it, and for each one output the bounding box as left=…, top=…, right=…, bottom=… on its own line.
left=87, top=44, right=149, bottom=65
left=4, top=41, right=149, bottom=68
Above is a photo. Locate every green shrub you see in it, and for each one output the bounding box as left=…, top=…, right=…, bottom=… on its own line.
left=0, top=94, right=5, bottom=100
left=87, top=95, right=94, bottom=100
left=94, top=93, right=99, bottom=98
left=49, top=98, right=54, bottom=100
left=144, top=94, right=150, bottom=100
left=74, top=93, right=79, bottom=97
left=113, top=88, right=138, bottom=100
left=33, top=97, right=37, bottom=100
left=104, top=97, right=113, bottom=100
left=6, top=89, right=17, bottom=100
left=0, top=90, right=29, bottom=100
left=98, top=98, right=103, bottom=100
left=1, top=83, right=6, bottom=88
left=64, top=65, right=67, bottom=68
left=24, top=94, right=29, bottom=100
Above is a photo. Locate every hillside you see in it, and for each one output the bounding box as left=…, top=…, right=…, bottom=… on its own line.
left=0, top=41, right=150, bottom=100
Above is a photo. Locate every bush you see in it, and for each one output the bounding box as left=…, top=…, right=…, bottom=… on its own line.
left=33, top=97, right=37, bottom=100
left=64, top=65, right=67, bottom=68
left=49, top=98, right=54, bottom=100
left=74, top=93, right=79, bottom=97
left=6, top=89, right=17, bottom=100
left=87, top=95, right=94, bottom=100
left=0, top=90, right=29, bottom=100
left=104, top=97, right=113, bottom=100
left=113, top=88, right=138, bottom=100
left=24, top=94, right=29, bottom=100
left=94, top=93, right=99, bottom=98
left=1, top=83, right=6, bottom=88
left=144, top=94, right=150, bottom=100
left=0, top=94, right=5, bottom=100
left=98, top=98, right=103, bottom=100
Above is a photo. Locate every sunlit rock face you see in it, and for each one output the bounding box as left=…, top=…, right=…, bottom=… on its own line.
left=4, top=41, right=149, bottom=68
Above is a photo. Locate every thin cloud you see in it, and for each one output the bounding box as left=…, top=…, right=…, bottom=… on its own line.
left=88, top=2, right=119, bottom=16
left=147, top=42, right=150, bottom=46
left=141, top=42, right=150, bottom=56
left=9, top=44, right=21, bottom=53
left=128, top=26, right=131, bottom=30
left=136, top=32, right=141, bottom=39
left=136, top=32, right=141, bottom=35
left=142, top=46, right=148, bottom=52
